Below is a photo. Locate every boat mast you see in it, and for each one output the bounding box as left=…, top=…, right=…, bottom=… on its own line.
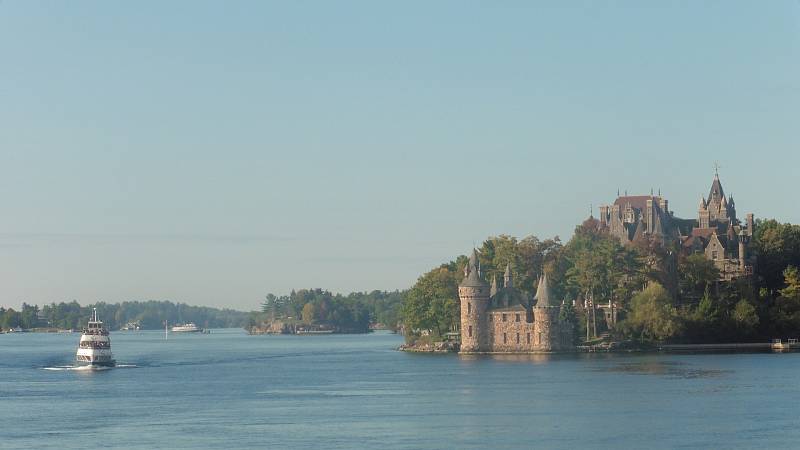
left=165, top=320, right=168, bottom=340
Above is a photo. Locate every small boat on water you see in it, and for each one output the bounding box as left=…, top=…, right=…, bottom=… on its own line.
left=171, top=322, right=203, bottom=333
left=76, top=308, right=116, bottom=367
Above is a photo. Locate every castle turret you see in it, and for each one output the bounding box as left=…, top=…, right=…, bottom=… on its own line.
left=533, top=272, right=562, bottom=351
left=719, top=196, right=729, bottom=220
left=746, top=213, right=755, bottom=236
left=698, top=196, right=710, bottom=228
left=738, top=229, right=748, bottom=272
left=459, top=249, right=490, bottom=353
left=503, top=263, right=513, bottom=289
left=599, top=205, right=610, bottom=225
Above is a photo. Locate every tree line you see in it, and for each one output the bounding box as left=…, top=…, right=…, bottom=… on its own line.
left=0, top=300, right=250, bottom=331
left=252, top=289, right=404, bottom=333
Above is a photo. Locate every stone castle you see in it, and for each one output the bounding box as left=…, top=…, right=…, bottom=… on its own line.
left=597, top=170, right=754, bottom=281
left=458, top=250, right=573, bottom=353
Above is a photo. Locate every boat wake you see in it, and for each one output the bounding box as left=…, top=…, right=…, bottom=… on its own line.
left=42, top=364, right=137, bottom=371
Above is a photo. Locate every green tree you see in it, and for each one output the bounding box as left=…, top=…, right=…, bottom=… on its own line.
left=753, top=219, right=800, bottom=293
left=679, top=253, right=720, bottom=301
left=623, top=282, right=681, bottom=342
left=732, top=299, right=759, bottom=335
left=402, top=264, right=460, bottom=338
left=301, top=302, right=316, bottom=324
left=779, top=266, right=800, bottom=300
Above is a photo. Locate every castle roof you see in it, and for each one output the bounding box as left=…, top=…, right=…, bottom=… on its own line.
left=708, top=174, right=725, bottom=205
left=613, top=195, right=663, bottom=212
left=534, top=272, right=556, bottom=307
left=460, top=249, right=488, bottom=288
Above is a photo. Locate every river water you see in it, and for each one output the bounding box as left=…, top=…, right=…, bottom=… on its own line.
left=1, top=329, right=798, bottom=449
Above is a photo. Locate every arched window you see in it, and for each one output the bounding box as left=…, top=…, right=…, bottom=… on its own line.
left=467, top=302, right=471, bottom=314
left=468, top=326, right=472, bottom=338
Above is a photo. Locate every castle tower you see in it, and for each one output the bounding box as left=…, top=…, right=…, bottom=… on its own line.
left=533, top=272, right=561, bottom=352
left=746, top=213, right=755, bottom=236
left=698, top=196, right=710, bottom=228
left=459, top=250, right=490, bottom=353
left=659, top=197, right=669, bottom=215
left=719, top=196, right=729, bottom=220
left=706, top=171, right=726, bottom=222
left=738, top=229, right=748, bottom=272
left=503, top=263, right=513, bottom=289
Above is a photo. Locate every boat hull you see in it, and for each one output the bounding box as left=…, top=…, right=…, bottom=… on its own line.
left=75, top=359, right=117, bottom=368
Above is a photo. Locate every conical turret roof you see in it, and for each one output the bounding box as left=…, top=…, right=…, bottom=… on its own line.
left=503, top=263, right=513, bottom=288
left=534, top=272, right=555, bottom=307
left=459, top=249, right=488, bottom=288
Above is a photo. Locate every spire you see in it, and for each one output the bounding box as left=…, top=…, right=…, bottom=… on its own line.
left=534, top=272, right=554, bottom=307
left=490, top=275, right=498, bottom=297
left=460, top=249, right=488, bottom=288
left=699, top=196, right=707, bottom=210
left=708, top=170, right=725, bottom=204
left=653, top=210, right=664, bottom=236
left=504, top=263, right=513, bottom=289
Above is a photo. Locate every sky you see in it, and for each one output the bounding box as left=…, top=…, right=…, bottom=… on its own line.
left=1, top=1, right=798, bottom=311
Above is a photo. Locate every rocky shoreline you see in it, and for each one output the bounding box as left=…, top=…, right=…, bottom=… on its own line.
left=398, top=341, right=459, bottom=353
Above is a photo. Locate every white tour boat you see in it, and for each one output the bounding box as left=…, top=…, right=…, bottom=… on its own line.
left=170, top=322, right=203, bottom=333
left=75, top=308, right=116, bottom=367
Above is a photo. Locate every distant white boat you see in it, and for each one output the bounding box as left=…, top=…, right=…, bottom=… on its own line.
left=171, top=322, right=203, bottom=333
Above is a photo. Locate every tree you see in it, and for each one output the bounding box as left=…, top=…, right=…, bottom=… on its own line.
left=623, top=282, right=681, bottom=342
left=753, top=220, right=800, bottom=293
left=679, top=253, right=720, bottom=301
left=301, top=303, right=316, bottom=324
left=402, top=264, right=460, bottom=338
left=732, top=300, right=759, bottom=335
left=779, top=266, right=800, bottom=300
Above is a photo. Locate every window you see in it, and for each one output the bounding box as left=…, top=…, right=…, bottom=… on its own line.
left=526, top=333, right=531, bottom=344
left=516, top=333, right=520, bottom=344
left=502, top=314, right=507, bottom=322
left=503, top=333, right=507, bottom=344
left=515, top=313, right=520, bottom=322
left=468, top=326, right=472, bottom=338
left=538, top=332, right=542, bottom=344
left=467, top=302, right=471, bottom=314
left=712, top=250, right=718, bottom=260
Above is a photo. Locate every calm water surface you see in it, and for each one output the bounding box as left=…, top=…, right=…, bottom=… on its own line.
left=1, top=330, right=799, bottom=449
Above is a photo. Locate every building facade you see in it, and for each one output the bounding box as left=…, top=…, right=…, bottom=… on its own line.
left=597, top=171, right=754, bottom=281
left=458, top=250, right=574, bottom=353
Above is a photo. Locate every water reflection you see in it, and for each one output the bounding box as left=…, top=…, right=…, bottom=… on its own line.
left=458, top=353, right=555, bottom=364
left=595, top=361, right=731, bottom=379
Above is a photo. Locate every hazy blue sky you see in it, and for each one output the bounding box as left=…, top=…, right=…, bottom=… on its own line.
left=1, top=1, right=798, bottom=310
